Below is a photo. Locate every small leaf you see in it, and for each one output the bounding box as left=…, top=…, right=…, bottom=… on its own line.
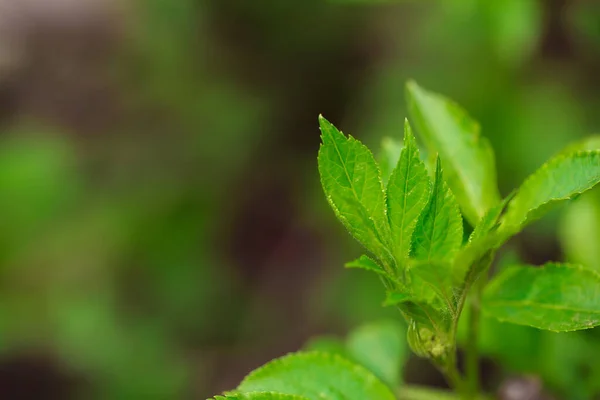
left=345, top=255, right=389, bottom=277
left=406, top=80, right=500, bottom=226
left=384, top=292, right=448, bottom=335
left=236, top=352, right=396, bottom=400
left=453, top=236, right=498, bottom=286
left=383, top=291, right=411, bottom=307
left=386, top=120, right=431, bottom=265
left=452, top=194, right=515, bottom=284
left=482, top=263, right=600, bottom=332
left=409, top=261, right=456, bottom=315
left=318, top=116, right=392, bottom=264
left=501, top=151, right=600, bottom=233
left=412, top=158, right=463, bottom=263
left=468, top=192, right=514, bottom=243
left=378, top=137, right=403, bottom=186
left=346, top=320, right=407, bottom=389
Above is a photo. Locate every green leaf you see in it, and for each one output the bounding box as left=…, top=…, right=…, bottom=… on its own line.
left=386, top=120, right=431, bottom=264
left=468, top=192, right=514, bottom=243
left=378, top=137, right=403, bottom=186
left=482, top=263, right=600, bottom=332
left=212, top=393, right=308, bottom=400
left=345, top=255, right=389, bottom=277
left=452, top=194, right=515, bottom=284
left=384, top=291, right=448, bottom=336
left=318, top=116, right=392, bottom=264
left=406, top=80, right=500, bottom=226
left=411, top=158, right=463, bottom=263
left=409, top=261, right=456, bottom=315
left=346, top=320, right=407, bottom=389
left=501, top=151, right=600, bottom=233
left=236, top=352, right=396, bottom=400
left=383, top=291, right=411, bottom=307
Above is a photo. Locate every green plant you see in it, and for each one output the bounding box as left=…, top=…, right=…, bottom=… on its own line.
left=209, top=81, right=600, bottom=400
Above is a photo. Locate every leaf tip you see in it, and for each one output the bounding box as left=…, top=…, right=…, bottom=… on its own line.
left=403, top=118, right=416, bottom=144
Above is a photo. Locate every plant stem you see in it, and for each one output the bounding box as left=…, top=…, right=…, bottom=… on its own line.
left=443, top=346, right=465, bottom=394
left=464, top=253, right=493, bottom=400
left=465, top=279, right=482, bottom=399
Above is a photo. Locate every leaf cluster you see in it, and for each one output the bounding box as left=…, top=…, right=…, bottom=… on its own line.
left=210, top=81, right=600, bottom=399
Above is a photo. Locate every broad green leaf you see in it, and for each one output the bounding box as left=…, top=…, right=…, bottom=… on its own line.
left=345, top=255, right=389, bottom=277
left=236, top=352, right=396, bottom=400
left=482, top=263, right=600, bottom=332
left=501, top=151, right=600, bottom=232
left=386, top=120, right=431, bottom=264
left=346, top=320, right=406, bottom=388
left=406, top=80, right=500, bottom=226
left=213, top=394, right=308, bottom=400
left=412, top=158, right=463, bottom=262
left=378, top=137, right=403, bottom=186
left=318, top=116, right=392, bottom=264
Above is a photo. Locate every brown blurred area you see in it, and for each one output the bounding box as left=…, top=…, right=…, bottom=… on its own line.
left=0, top=0, right=599, bottom=399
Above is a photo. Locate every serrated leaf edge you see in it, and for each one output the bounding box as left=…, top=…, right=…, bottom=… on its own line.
left=502, top=150, right=600, bottom=230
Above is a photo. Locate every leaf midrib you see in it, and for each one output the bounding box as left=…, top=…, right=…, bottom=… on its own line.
left=328, top=135, right=388, bottom=250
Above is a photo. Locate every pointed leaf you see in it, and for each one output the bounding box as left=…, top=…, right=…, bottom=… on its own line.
left=318, top=116, right=392, bottom=263
left=236, top=352, right=396, bottom=400
left=501, top=151, right=600, bottom=233
left=406, top=81, right=500, bottom=226
left=345, top=255, right=389, bottom=277
left=452, top=194, right=515, bottom=285
left=482, top=263, right=600, bottom=332
left=412, top=158, right=463, bottom=262
left=386, top=120, right=431, bottom=264
left=378, top=137, right=403, bottom=186
left=383, top=291, right=411, bottom=307
left=346, top=320, right=407, bottom=389
left=469, top=192, right=514, bottom=243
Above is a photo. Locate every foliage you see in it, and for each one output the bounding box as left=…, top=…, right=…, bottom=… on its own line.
left=211, top=81, right=600, bottom=399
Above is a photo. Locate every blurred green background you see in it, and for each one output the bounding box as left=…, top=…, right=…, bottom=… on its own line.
left=0, top=0, right=599, bottom=398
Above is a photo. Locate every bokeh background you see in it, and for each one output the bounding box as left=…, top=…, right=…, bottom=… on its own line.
left=0, top=0, right=599, bottom=398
